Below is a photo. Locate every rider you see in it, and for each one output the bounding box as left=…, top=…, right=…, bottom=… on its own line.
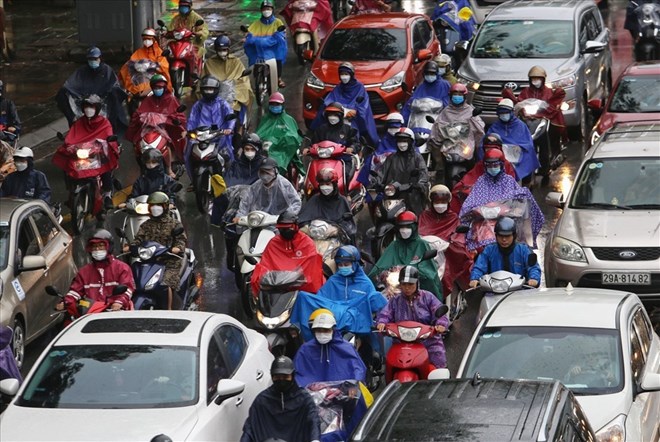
left=294, top=311, right=367, bottom=387
left=168, top=0, right=209, bottom=58
left=376, top=266, right=449, bottom=368
left=128, top=149, right=179, bottom=203
left=401, top=61, right=451, bottom=124
left=375, top=127, right=429, bottom=215
left=369, top=211, right=443, bottom=298
left=128, top=191, right=187, bottom=310
left=240, top=356, right=321, bottom=442
left=57, top=229, right=134, bottom=312
left=56, top=46, right=127, bottom=133
left=351, top=0, right=392, bottom=13
left=256, top=92, right=303, bottom=176
left=307, top=101, right=359, bottom=152
left=434, top=53, right=457, bottom=85
left=251, top=211, right=324, bottom=295
left=0, top=80, right=21, bottom=142
left=298, top=168, right=357, bottom=238
left=245, top=0, right=288, bottom=89
left=225, top=133, right=265, bottom=187
left=469, top=216, right=541, bottom=288
left=358, top=112, right=403, bottom=197
left=0, top=147, right=51, bottom=203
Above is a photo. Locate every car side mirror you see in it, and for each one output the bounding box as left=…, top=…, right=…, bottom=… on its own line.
left=456, top=225, right=469, bottom=234
left=415, top=48, right=432, bottom=63
left=545, top=192, right=566, bottom=209
left=45, top=285, right=61, bottom=297
left=113, top=284, right=128, bottom=296
left=157, top=19, right=165, bottom=28
left=302, top=49, right=314, bottom=61
left=0, top=379, right=20, bottom=397
left=641, top=371, right=660, bottom=393
left=176, top=104, right=187, bottom=113
left=582, top=40, right=607, bottom=54
left=214, top=379, right=245, bottom=405
left=425, top=115, right=436, bottom=124
left=161, top=49, right=171, bottom=58
left=171, top=226, right=185, bottom=237
left=428, top=368, right=450, bottom=380
left=241, top=68, right=252, bottom=77
left=20, top=255, right=47, bottom=272
left=194, top=19, right=205, bottom=27
left=527, top=253, right=537, bottom=267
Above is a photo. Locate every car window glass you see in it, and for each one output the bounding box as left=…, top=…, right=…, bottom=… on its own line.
left=18, top=219, right=40, bottom=258
left=216, top=324, right=247, bottom=376
left=207, top=335, right=229, bottom=404
left=31, top=210, right=59, bottom=249
left=632, top=309, right=651, bottom=358
left=630, top=324, right=645, bottom=383
left=585, top=11, right=599, bottom=41
left=579, top=16, right=589, bottom=49
left=412, top=23, right=424, bottom=52
left=417, top=20, right=432, bottom=48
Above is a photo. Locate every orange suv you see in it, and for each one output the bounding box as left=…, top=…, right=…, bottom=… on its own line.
left=302, top=13, right=440, bottom=127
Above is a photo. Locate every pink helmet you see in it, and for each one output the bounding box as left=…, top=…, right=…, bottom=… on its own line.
left=269, top=92, right=285, bottom=104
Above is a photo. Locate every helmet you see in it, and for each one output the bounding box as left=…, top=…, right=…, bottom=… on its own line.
left=150, top=435, right=173, bottom=442
left=260, top=0, right=274, bottom=8
left=482, top=133, right=503, bottom=150
left=140, top=132, right=167, bottom=153
left=528, top=65, right=547, bottom=79
left=82, top=94, right=103, bottom=114
left=423, top=61, right=439, bottom=75
left=141, top=28, right=157, bottom=39
left=325, top=102, right=345, bottom=116
left=334, top=245, right=361, bottom=273
left=311, top=312, right=337, bottom=329
left=271, top=356, right=295, bottom=375
left=385, top=112, right=404, bottom=128
left=13, top=146, right=34, bottom=159
left=394, top=127, right=415, bottom=142
left=435, top=53, right=452, bottom=67
left=398, top=265, right=419, bottom=284
left=147, top=191, right=169, bottom=205
left=259, top=157, right=279, bottom=172
left=396, top=210, right=417, bottom=226
left=243, top=133, right=262, bottom=150
left=277, top=210, right=298, bottom=225
left=150, top=74, right=168, bottom=88
left=484, top=148, right=505, bottom=164
left=497, top=98, right=515, bottom=112
left=214, top=35, right=231, bottom=52
left=316, top=167, right=338, bottom=184
left=142, top=147, right=164, bottom=164
left=200, top=75, right=221, bottom=99
left=450, top=83, right=468, bottom=96
left=495, top=216, right=516, bottom=237
left=429, top=184, right=451, bottom=203
left=86, top=228, right=114, bottom=253
left=179, top=0, right=193, bottom=6
left=338, top=61, right=355, bottom=76
left=308, top=308, right=334, bottom=326
left=268, top=92, right=285, bottom=104
left=86, top=46, right=102, bottom=59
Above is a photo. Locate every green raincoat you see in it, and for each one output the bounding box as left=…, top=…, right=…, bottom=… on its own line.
left=256, top=110, right=304, bottom=175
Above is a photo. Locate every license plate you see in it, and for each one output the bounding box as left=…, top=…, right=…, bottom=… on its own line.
left=602, top=273, right=651, bottom=285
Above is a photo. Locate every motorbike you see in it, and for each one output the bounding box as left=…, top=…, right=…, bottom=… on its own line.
left=365, top=183, right=407, bottom=262
left=234, top=210, right=279, bottom=318
left=157, top=19, right=205, bottom=98
left=374, top=248, right=440, bottom=300
left=124, top=59, right=162, bottom=116
left=431, top=117, right=477, bottom=188
left=132, top=106, right=187, bottom=175
left=254, top=270, right=306, bottom=357
left=462, top=198, right=533, bottom=253
left=633, top=1, right=660, bottom=61
left=381, top=305, right=449, bottom=383
left=240, top=24, right=285, bottom=106
left=304, top=141, right=366, bottom=215
left=331, top=0, right=348, bottom=20
left=408, top=97, right=444, bottom=169
left=514, top=98, right=564, bottom=177
left=300, top=219, right=351, bottom=277
left=45, top=284, right=133, bottom=327
left=288, top=0, right=319, bottom=65
left=306, top=380, right=370, bottom=441
left=261, top=139, right=305, bottom=191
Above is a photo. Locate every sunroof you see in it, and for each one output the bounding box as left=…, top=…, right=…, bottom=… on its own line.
left=81, top=318, right=191, bottom=334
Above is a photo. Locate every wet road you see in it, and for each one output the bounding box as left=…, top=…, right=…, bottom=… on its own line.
left=21, top=0, right=634, bottom=376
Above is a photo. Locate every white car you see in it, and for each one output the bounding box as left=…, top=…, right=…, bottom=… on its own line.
left=457, top=288, right=660, bottom=442
left=0, top=311, right=274, bottom=441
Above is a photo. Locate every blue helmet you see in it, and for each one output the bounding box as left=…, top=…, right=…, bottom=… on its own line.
left=214, top=35, right=231, bottom=52
left=86, top=46, right=102, bottom=59
left=334, top=245, right=361, bottom=273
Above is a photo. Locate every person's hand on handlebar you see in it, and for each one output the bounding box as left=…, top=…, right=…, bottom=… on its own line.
left=377, top=323, right=386, bottom=332
left=222, top=129, right=233, bottom=135
left=110, top=302, right=122, bottom=311
left=469, top=280, right=479, bottom=288
left=435, top=324, right=446, bottom=333
left=171, top=247, right=182, bottom=255
left=527, top=279, right=539, bottom=287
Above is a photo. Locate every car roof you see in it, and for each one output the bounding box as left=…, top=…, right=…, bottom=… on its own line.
left=590, top=123, right=660, bottom=159
left=489, top=0, right=591, bottom=20
left=52, top=311, right=237, bottom=347
left=485, top=288, right=633, bottom=329
left=0, top=198, right=39, bottom=223
left=335, top=12, right=426, bottom=29
left=622, top=61, right=660, bottom=76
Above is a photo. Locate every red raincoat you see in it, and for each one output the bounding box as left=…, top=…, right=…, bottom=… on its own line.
left=280, top=0, right=334, bottom=38
left=65, top=255, right=135, bottom=308
left=503, top=85, right=567, bottom=138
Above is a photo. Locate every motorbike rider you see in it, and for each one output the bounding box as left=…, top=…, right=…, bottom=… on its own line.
left=127, top=149, right=178, bottom=203
left=168, top=0, right=209, bottom=58
left=0, top=327, right=22, bottom=384
left=306, top=101, right=359, bottom=153
left=311, top=62, right=379, bottom=147
left=251, top=211, right=324, bottom=295
left=57, top=229, right=134, bottom=312
left=469, top=216, right=541, bottom=288
left=0, top=80, right=21, bottom=142
left=351, top=0, right=392, bottom=13
left=625, top=0, right=660, bottom=41
left=357, top=112, right=402, bottom=199
left=459, top=148, right=544, bottom=251
left=126, top=191, right=187, bottom=310
left=294, top=311, right=367, bottom=387
left=375, top=128, right=429, bottom=215
left=0, top=146, right=51, bottom=203
left=434, top=54, right=457, bottom=85
left=428, top=82, right=485, bottom=185
left=431, top=0, right=476, bottom=51
left=245, top=0, right=288, bottom=89
left=401, top=61, right=451, bottom=124
left=56, top=46, right=128, bottom=133
left=280, top=0, right=334, bottom=53
left=376, top=266, right=449, bottom=368
left=369, top=211, right=443, bottom=298
left=256, top=92, right=303, bottom=175
left=298, top=168, right=357, bottom=239
left=240, top=356, right=321, bottom=442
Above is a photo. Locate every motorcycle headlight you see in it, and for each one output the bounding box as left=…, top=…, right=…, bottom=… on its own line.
left=488, top=276, right=513, bottom=294
left=381, top=71, right=405, bottom=93
left=550, top=74, right=576, bottom=89
left=135, top=203, right=150, bottom=215
left=384, top=185, right=396, bottom=197
left=256, top=309, right=291, bottom=329
left=138, top=246, right=157, bottom=261
left=308, top=221, right=330, bottom=240
left=398, top=326, right=422, bottom=342
left=248, top=212, right=265, bottom=228
left=174, top=31, right=185, bottom=40
left=523, top=104, right=540, bottom=115
left=317, top=147, right=333, bottom=158
left=145, top=268, right=163, bottom=291
left=306, top=72, right=325, bottom=90
left=595, top=414, right=626, bottom=442
left=76, top=149, right=90, bottom=159
left=551, top=237, right=587, bottom=263
left=480, top=206, right=501, bottom=219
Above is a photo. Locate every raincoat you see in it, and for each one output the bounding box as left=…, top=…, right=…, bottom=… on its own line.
left=169, top=10, right=209, bottom=55
left=251, top=231, right=324, bottom=295
left=431, top=0, right=476, bottom=42
left=245, top=16, right=288, bottom=66
left=224, top=151, right=264, bottom=187
left=281, top=0, right=334, bottom=38
left=65, top=255, right=134, bottom=308
left=203, top=54, right=253, bottom=112
left=310, top=121, right=359, bottom=150
left=240, top=383, right=321, bottom=442
left=118, top=43, right=171, bottom=96
left=376, top=288, right=449, bottom=368
left=0, top=97, right=20, bottom=133
left=236, top=174, right=302, bottom=218
left=0, top=327, right=22, bottom=383
left=128, top=162, right=178, bottom=202
left=368, top=224, right=443, bottom=297
left=185, top=96, right=236, bottom=174
left=357, top=133, right=396, bottom=202
left=0, top=158, right=51, bottom=203
left=470, top=242, right=542, bottom=282
left=484, top=116, right=539, bottom=181
left=298, top=192, right=356, bottom=237
left=428, top=102, right=484, bottom=162
left=503, top=85, right=567, bottom=139
left=256, top=109, right=304, bottom=174
left=294, top=330, right=367, bottom=387
left=401, top=78, right=451, bottom=124
left=376, top=148, right=430, bottom=215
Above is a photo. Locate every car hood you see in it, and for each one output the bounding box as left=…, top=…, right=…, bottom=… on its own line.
left=596, top=112, right=660, bottom=134
left=459, top=57, right=576, bottom=82
left=575, top=392, right=629, bottom=433
left=0, top=406, right=198, bottom=441
left=313, top=59, right=407, bottom=86
left=558, top=209, right=660, bottom=247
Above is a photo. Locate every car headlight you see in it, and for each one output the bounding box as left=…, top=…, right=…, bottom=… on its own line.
left=595, top=414, right=626, bottom=442
left=398, top=326, right=421, bottom=342
left=248, top=212, right=265, bottom=228
left=256, top=309, right=291, bottom=329
left=590, top=130, right=601, bottom=146
left=551, top=237, right=587, bottom=263
left=306, top=71, right=325, bottom=90
left=145, top=269, right=163, bottom=291
left=138, top=246, right=156, bottom=261
left=381, top=71, right=405, bottom=93
left=76, top=149, right=90, bottom=159
left=457, top=75, right=480, bottom=91
left=550, top=74, right=576, bottom=89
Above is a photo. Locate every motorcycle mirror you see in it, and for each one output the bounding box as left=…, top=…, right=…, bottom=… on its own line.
left=115, top=227, right=126, bottom=239
left=241, top=68, right=252, bottom=77
left=245, top=256, right=258, bottom=266
left=422, top=249, right=438, bottom=261
left=112, top=284, right=128, bottom=296
left=194, top=19, right=205, bottom=27
left=360, top=250, right=374, bottom=265
left=240, top=25, right=249, bottom=33
left=527, top=253, right=538, bottom=267
left=190, top=73, right=200, bottom=81
left=277, top=25, right=286, bottom=32
left=176, top=104, right=187, bottom=113
left=107, top=135, right=118, bottom=143
left=435, top=305, right=449, bottom=318
left=456, top=225, right=469, bottom=234
left=161, top=49, right=171, bottom=57
left=56, top=132, right=65, bottom=141
left=157, top=19, right=165, bottom=28
left=171, top=226, right=185, bottom=237
left=45, top=285, right=60, bottom=297
left=210, top=124, right=219, bottom=131
left=171, top=182, right=184, bottom=193
left=425, top=115, right=435, bottom=124
left=472, top=107, right=483, bottom=117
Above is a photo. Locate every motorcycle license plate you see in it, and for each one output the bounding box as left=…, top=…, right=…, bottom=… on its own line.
left=601, top=272, right=651, bottom=285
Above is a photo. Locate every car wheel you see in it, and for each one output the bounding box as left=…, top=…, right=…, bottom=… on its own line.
left=11, top=319, right=25, bottom=370
left=570, top=96, right=592, bottom=144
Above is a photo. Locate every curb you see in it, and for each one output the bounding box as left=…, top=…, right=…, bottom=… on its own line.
left=20, top=118, right=70, bottom=151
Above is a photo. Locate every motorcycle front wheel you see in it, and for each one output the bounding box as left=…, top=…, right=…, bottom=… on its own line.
left=71, top=189, right=89, bottom=235
left=241, top=274, right=257, bottom=318
left=254, top=65, right=270, bottom=107
left=172, top=69, right=186, bottom=98
left=296, top=41, right=310, bottom=66
left=195, top=171, right=210, bottom=214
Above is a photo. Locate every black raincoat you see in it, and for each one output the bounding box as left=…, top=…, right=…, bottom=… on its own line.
left=0, top=158, right=51, bottom=204
left=376, top=149, right=429, bottom=215
left=298, top=191, right=356, bottom=238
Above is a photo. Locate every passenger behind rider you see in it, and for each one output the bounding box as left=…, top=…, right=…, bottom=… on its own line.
left=401, top=61, right=451, bottom=124
left=57, top=229, right=134, bottom=312
left=0, top=147, right=51, bottom=204
left=435, top=54, right=457, bottom=85
left=0, top=80, right=21, bottom=141
left=127, top=149, right=178, bottom=203
left=256, top=92, right=303, bottom=175
left=376, top=266, right=449, bottom=368
left=469, top=216, right=541, bottom=288
left=168, top=0, right=209, bottom=58
left=294, top=311, right=367, bottom=387
left=245, top=0, right=288, bottom=89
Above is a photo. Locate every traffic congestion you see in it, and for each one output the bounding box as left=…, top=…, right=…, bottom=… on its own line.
left=0, top=0, right=659, bottom=440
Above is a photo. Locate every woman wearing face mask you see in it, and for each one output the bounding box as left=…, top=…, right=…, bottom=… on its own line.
left=168, top=0, right=209, bottom=58
left=57, top=229, right=135, bottom=313
left=256, top=92, right=304, bottom=175
left=244, top=0, right=288, bottom=88
left=0, top=146, right=51, bottom=203
left=401, top=61, right=451, bottom=125
left=128, top=149, right=178, bottom=203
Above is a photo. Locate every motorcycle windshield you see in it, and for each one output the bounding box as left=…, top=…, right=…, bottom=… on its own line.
left=502, top=143, right=523, bottom=166
left=439, top=122, right=474, bottom=160
left=470, top=199, right=534, bottom=247
left=408, top=98, right=444, bottom=130
left=514, top=98, right=548, bottom=119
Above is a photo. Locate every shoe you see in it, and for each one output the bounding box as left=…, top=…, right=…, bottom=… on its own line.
left=103, top=196, right=114, bottom=210
left=278, top=79, right=286, bottom=88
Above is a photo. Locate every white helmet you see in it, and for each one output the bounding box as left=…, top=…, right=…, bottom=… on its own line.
left=435, top=53, right=452, bottom=67
left=497, top=98, right=515, bottom=111
left=385, top=112, right=405, bottom=126
left=13, top=147, right=34, bottom=159
left=311, top=312, right=337, bottom=329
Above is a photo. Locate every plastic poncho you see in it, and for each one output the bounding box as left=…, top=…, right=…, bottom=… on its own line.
left=368, top=224, right=443, bottom=298
left=311, top=78, right=380, bottom=147
left=294, top=330, right=367, bottom=387
left=256, top=110, right=304, bottom=174
left=128, top=162, right=178, bottom=201
left=470, top=242, right=542, bottom=282
left=428, top=102, right=484, bottom=157
left=237, top=174, right=302, bottom=218
left=245, top=16, right=288, bottom=66
left=169, top=10, right=209, bottom=54
left=357, top=134, right=397, bottom=201
left=185, top=96, right=236, bottom=172
left=297, top=192, right=356, bottom=238
left=484, top=116, right=539, bottom=181
left=224, top=152, right=264, bottom=187
left=503, top=85, right=568, bottom=139
left=306, top=380, right=370, bottom=442
left=0, top=327, right=22, bottom=383
left=203, top=55, right=253, bottom=111
left=118, top=43, right=171, bottom=96
left=431, top=0, right=476, bottom=42
left=376, top=149, right=430, bottom=215
left=401, top=78, right=451, bottom=124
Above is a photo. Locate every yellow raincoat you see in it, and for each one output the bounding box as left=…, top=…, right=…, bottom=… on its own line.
left=169, top=10, right=209, bottom=57
left=202, top=55, right=254, bottom=112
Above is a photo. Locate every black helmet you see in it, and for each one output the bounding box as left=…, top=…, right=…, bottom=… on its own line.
left=87, top=228, right=114, bottom=253
left=243, top=133, right=262, bottom=150
left=271, top=355, right=295, bottom=375
left=214, top=35, right=231, bottom=52
left=277, top=210, right=298, bottom=225
left=424, top=61, right=439, bottom=75
left=142, top=148, right=163, bottom=164
left=86, top=46, right=102, bottom=59
left=259, top=157, right=279, bottom=173
left=150, top=435, right=173, bottom=442
left=261, top=0, right=274, bottom=8
left=82, top=94, right=103, bottom=111
left=495, top=216, right=516, bottom=237
left=398, top=265, right=419, bottom=284
left=200, top=75, right=221, bottom=100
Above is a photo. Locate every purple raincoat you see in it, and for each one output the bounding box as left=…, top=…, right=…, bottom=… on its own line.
left=0, top=327, right=22, bottom=382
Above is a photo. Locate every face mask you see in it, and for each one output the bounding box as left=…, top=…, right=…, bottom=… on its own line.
left=83, top=107, right=96, bottom=118
left=88, top=60, right=100, bottom=69
left=153, top=88, right=164, bottom=97
left=262, top=9, right=273, bottom=18
left=244, top=150, right=256, bottom=160
left=397, top=142, right=409, bottom=152
left=531, top=79, right=543, bottom=88
left=179, top=6, right=190, bottom=14
left=91, top=250, right=108, bottom=261
left=217, top=50, right=229, bottom=60
left=339, top=74, right=351, bottom=84
left=399, top=227, right=413, bottom=239
left=451, top=95, right=465, bottom=106
left=145, top=162, right=159, bottom=170
left=315, top=332, right=333, bottom=345
left=319, top=184, right=334, bottom=196
left=438, top=67, right=446, bottom=75
left=150, top=205, right=164, bottom=217
left=487, top=166, right=501, bottom=177
left=273, top=379, right=294, bottom=393
left=143, top=39, right=154, bottom=48
left=387, top=127, right=400, bottom=137
left=433, top=203, right=448, bottom=214
left=14, top=161, right=28, bottom=172
left=259, top=171, right=276, bottom=184
left=327, top=115, right=341, bottom=125
left=424, top=74, right=436, bottom=83
left=280, top=228, right=296, bottom=240
left=269, top=104, right=283, bottom=114
left=337, top=266, right=353, bottom=276
left=498, top=113, right=512, bottom=123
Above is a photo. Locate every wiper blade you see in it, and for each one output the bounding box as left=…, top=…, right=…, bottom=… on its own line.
left=627, top=204, right=660, bottom=209
left=578, top=202, right=632, bottom=210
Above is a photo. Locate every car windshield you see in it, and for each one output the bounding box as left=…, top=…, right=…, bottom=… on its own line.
left=608, top=75, right=660, bottom=113
left=321, top=28, right=407, bottom=61
left=463, top=326, right=623, bottom=395
left=17, top=345, right=198, bottom=408
left=0, top=226, right=8, bottom=271
left=472, top=20, right=575, bottom=58
left=570, top=158, right=660, bottom=210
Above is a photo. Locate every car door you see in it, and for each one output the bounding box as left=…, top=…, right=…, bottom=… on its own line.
left=410, top=20, right=428, bottom=89
left=580, top=8, right=607, bottom=100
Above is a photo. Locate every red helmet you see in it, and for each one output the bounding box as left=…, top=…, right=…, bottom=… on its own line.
left=269, top=92, right=285, bottom=104
left=484, top=148, right=505, bottom=163
left=316, top=168, right=338, bottom=184
left=482, top=133, right=503, bottom=151
left=140, top=132, right=168, bottom=153
left=450, top=83, right=468, bottom=96
left=396, top=211, right=418, bottom=226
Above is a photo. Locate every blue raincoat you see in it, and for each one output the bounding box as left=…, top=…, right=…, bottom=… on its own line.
left=431, top=0, right=477, bottom=42
left=401, top=78, right=451, bottom=124
left=484, top=116, right=539, bottom=181
left=470, top=242, right=542, bottom=282
left=244, top=16, right=288, bottom=66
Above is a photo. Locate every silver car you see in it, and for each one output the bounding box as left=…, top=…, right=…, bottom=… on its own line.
left=544, top=122, right=660, bottom=298
left=0, top=198, right=77, bottom=369
left=457, top=0, right=612, bottom=141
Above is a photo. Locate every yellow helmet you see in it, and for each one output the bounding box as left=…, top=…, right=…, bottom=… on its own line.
left=528, top=65, right=547, bottom=79
left=308, top=308, right=334, bottom=326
